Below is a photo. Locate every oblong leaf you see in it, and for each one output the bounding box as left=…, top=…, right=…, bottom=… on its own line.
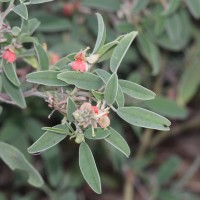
left=185, top=0, right=200, bottom=19
left=92, top=13, right=106, bottom=54
left=2, top=73, right=26, bottom=109
left=30, top=0, right=53, bottom=4
left=97, top=41, right=118, bottom=58
left=119, top=80, right=155, bottom=100
left=145, top=96, right=188, bottom=119
left=0, top=106, right=2, bottom=115
left=79, top=142, right=101, bottom=194
left=0, top=142, right=44, bottom=187
left=34, top=44, right=49, bottom=70
left=177, top=65, right=200, bottom=105
left=138, top=33, right=160, bottom=75
left=67, top=97, right=77, bottom=122
left=162, top=0, right=181, bottom=16
left=157, top=156, right=181, bottom=184
left=13, top=3, right=28, bottom=20
left=105, top=127, right=130, bottom=158
left=28, top=125, right=70, bottom=154
left=57, top=72, right=103, bottom=90
left=116, top=107, right=171, bottom=131
left=95, top=69, right=111, bottom=83
left=26, top=71, right=67, bottom=86
left=104, top=73, right=118, bottom=105
left=0, top=74, right=3, bottom=92
left=2, top=60, right=21, bottom=87
left=116, top=85, right=125, bottom=108
left=110, top=31, right=138, bottom=73
left=84, top=127, right=110, bottom=140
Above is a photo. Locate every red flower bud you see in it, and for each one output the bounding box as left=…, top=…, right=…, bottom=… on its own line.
left=92, top=106, right=99, bottom=114
left=70, top=50, right=88, bottom=72
left=49, top=52, right=60, bottom=65
left=98, top=115, right=110, bottom=128
left=2, top=49, right=16, bottom=63
left=63, top=3, right=74, bottom=16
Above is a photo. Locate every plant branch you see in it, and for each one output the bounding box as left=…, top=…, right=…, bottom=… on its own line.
left=0, top=0, right=15, bottom=29
left=0, top=89, right=45, bottom=105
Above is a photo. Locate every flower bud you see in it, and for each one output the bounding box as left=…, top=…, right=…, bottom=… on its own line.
left=75, top=133, right=85, bottom=144
left=2, top=49, right=16, bottom=63
left=98, top=115, right=110, bottom=128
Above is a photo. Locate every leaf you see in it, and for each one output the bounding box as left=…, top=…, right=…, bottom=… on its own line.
left=29, top=18, right=41, bottom=35
left=34, top=44, right=49, bottom=70
left=97, top=41, right=118, bottom=58
left=131, top=0, right=150, bottom=13
left=157, top=156, right=181, bottom=184
left=84, top=127, right=110, bottom=140
left=92, top=13, right=106, bottom=54
left=0, top=142, right=44, bottom=187
left=110, top=31, right=138, bottom=73
left=79, top=142, right=101, bottom=194
left=162, top=0, right=181, bottom=16
left=23, top=56, right=39, bottom=69
left=57, top=72, right=103, bottom=90
left=158, top=190, right=182, bottom=200
left=145, top=96, right=188, bottom=119
left=2, top=60, right=21, bottom=87
left=28, top=125, right=70, bottom=154
left=30, top=0, right=53, bottom=4
left=178, top=65, right=200, bottom=105
left=157, top=10, right=190, bottom=51
left=0, top=74, right=2, bottom=92
left=91, top=90, right=104, bottom=101
left=185, top=0, right=200, bottom=19
left=41, top=127, right=69, bottom=135
left=55, top=55, right=72, bottom=69
left=116, top=85, right=125, bottom=108
left=13, top=3, right=28, bottom=20
left=26, top=71, right=67, bottom=86
left=67, top=98, right=77, bottom=122
left=82, top=0, right=121, bottom=11
left=35, top=12, right=71, bottom=32
left=104, top=73, right=118, bottom=105
left=0, top=106, right=2, bottom=115
left=116, top=107, right=171, bottom=131
left=138, top=33, right=160, bottom=75
left=105, top=127, right=130, bottom=158
left=119, top=80, right=155, bottom=100
left=2, top=73, right=26, bottom=109
left=95, top=69, right=111, bottom=83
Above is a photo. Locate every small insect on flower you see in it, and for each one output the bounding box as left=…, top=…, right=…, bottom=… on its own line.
left=2, top=49, right=16, bottom=63
left=70, top=48, right=89, bottom=72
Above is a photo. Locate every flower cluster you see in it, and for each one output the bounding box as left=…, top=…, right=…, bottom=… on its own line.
left=73, top=102, right=110, bottom=130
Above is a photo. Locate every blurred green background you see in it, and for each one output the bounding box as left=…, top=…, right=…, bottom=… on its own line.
left=1, top=0, right=200, bottom=199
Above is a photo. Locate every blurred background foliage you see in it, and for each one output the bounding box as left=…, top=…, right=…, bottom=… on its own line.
left=1, top=0, right=200, bottom=199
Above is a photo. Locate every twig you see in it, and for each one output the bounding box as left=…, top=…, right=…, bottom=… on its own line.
left=0, top=0, right=15, bottom=29
left=0, top=89, right=45, bottom=105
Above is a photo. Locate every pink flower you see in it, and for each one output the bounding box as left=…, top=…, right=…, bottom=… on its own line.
left=2, top=49, right=16, bottom=63
left=70, top=50, right=88, bottom=72
left=92, top=106, right=99, bottom=114
left=50, top=52, right=60, bottom=65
